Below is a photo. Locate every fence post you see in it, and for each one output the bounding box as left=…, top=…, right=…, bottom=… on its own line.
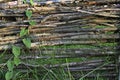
left=118, top=56, right=120, bottom=80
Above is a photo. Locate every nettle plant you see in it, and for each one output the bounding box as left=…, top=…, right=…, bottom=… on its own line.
left=5, top=1, right=36, bottom=80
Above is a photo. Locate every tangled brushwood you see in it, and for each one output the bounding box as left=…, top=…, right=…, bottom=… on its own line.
left=0, top=0, right=119, bottom=80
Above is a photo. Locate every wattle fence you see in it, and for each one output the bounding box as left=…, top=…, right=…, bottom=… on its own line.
left=0, top=0, right=119, bottom=80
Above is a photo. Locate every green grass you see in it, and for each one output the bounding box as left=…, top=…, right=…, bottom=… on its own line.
left=27, top=56, right=112, bottom=66
left=98, top=42, right=117, bottom=47
left=0, top=42, right=118, bottom=80
left=0, top=56, right=112, bottom=80
left=9, top=56, right=114, bottom=80
left=39, top=42, right=117, bottom=49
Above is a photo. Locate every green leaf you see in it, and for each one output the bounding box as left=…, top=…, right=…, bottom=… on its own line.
left=7, top=60, right=14, bottom=71
left=25, top=10, right=32, bottom=19
left=12, top=46, right=20, bottom=57
left=14, top=57, right=21, bottom=66
left=23, top=0, right=26, bottom=4
left=30, top=0, right=34, bottom=6
left=20, top=28, right=28, bottom=37
left=29, top=20, right=36, bottom=26
left=22, top=38, right=31, bottom=48
left=5, top=71, right=13, bottom=80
